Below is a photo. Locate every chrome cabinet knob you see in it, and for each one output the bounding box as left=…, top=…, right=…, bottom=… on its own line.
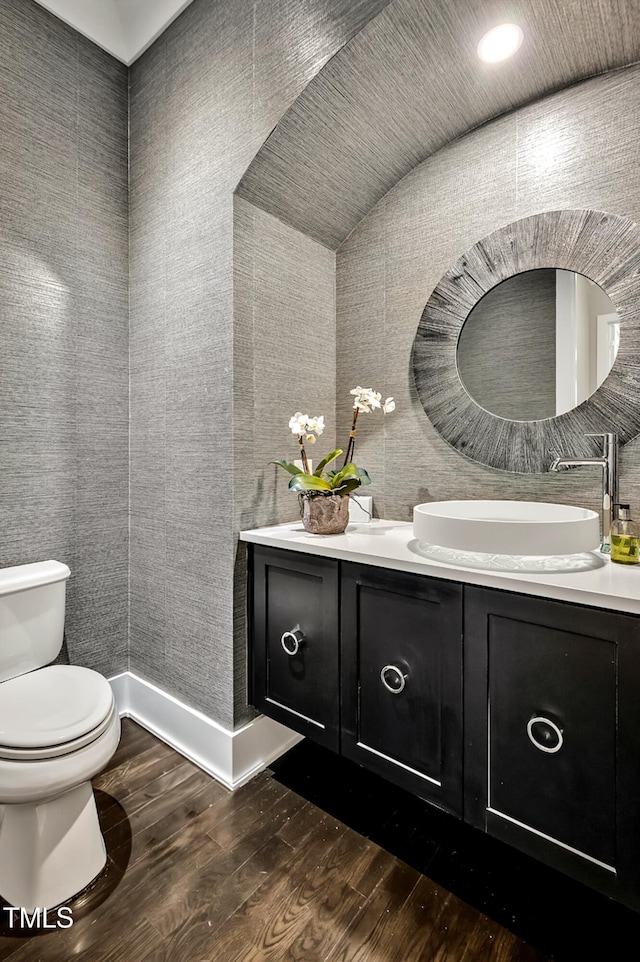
left=380, top=664, right=407, bottom=694
left=527, top=716, right=564, bottom=754
left=281, top=627, right=304, bottom=656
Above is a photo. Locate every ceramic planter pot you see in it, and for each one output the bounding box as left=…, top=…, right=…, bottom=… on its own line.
left=298, top=491, right=350, bottom=535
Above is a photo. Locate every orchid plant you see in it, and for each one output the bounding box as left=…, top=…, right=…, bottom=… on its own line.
left=271, top=387, right=396, bottom=495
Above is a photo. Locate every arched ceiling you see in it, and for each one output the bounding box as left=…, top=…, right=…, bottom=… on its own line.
left=236, top=0, right=640, bottom=250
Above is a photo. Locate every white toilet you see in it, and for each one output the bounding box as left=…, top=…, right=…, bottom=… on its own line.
left=0, top=560, right=121, bottom=910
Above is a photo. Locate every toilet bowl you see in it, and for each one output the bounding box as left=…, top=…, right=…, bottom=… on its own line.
left=0, top=561, right=121, bottom=910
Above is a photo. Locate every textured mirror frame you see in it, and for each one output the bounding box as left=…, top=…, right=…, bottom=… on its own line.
left=412, top=209, right=640, bottom=473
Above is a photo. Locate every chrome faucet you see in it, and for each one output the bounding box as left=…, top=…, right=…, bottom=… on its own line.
left=548, top=433, right=618, bottom=550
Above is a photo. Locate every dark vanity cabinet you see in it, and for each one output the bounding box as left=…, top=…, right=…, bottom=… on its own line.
left=250, top=547, right=463, bottom=804
left=250, top=546, right=340, bottom=750
left=464, top=587, right=640, bottom=905
left=341, top=563, right=463, bottom=815
left=247, top=543, right=640, bottom=910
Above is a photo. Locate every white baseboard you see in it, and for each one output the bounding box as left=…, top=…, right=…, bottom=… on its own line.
left=108, top=671, right=303, bottom=790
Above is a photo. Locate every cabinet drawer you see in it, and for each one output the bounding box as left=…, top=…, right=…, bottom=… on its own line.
left=341, top=563, right=463, bottom=815
left=249, top=546, right=339, bottom=750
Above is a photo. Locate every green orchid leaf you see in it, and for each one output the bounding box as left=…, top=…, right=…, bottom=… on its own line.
left=330, top=462, right=359, bottom=488
left=288, top=474, right=333, bottom=492
left=313, top=449, right=343, bottom=476
left=333, top=478, right=363, bottom=495
left=270, top=459, right=304, bottom=477
left=356, top=466, right=372, bottom=486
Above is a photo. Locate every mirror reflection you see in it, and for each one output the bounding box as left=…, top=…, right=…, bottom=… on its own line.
left=456, top=269, right=620, bottom=421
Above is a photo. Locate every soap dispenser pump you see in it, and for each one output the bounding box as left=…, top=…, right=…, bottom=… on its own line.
left=611, top=504, right=640, bottom=565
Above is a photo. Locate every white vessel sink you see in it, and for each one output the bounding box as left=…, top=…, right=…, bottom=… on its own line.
left=413, top=500, right=600, bottom=556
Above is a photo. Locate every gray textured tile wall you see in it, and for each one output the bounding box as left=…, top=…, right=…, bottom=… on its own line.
left=336, top=65, right=640, bottom=523
left=129, top=0, right=251, bottom=727
left=233, top=198, right=336, bottom=534
left=232, top=197, right=336, bottom=720
left=130, top=0, right=384, bottom=728
left=0, top=0, right=129, bottom=676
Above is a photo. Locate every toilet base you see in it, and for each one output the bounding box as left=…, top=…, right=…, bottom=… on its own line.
left=0, top=780, right=107, bottom=910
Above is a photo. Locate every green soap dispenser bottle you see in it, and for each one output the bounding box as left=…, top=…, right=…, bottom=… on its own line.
left=611, top=504, right=640, bottom=565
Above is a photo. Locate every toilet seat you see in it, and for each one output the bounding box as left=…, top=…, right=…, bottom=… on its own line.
left=0, top=702, right=117, bottom=760
left=0, top=665, right=115, bottom=759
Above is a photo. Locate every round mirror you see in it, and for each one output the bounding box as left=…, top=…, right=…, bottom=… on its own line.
left=456, top=269, right=620, bottom=421
left=412, top=209, right=640, bottom=473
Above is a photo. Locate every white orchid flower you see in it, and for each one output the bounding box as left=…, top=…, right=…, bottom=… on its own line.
left=306, top=416, right=325, bottom=436
left=350, top=386, right=384, bottom=412
left=383, top=397, right=396, bottom=414
left=289, top=412, right=308, bottom=435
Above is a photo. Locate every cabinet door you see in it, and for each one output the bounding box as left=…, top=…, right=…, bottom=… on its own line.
left=250, top=545, right=340, bottom=750
left=341, top=563, right=463, bottom=815
left=465, top=586, right=640, bottom=909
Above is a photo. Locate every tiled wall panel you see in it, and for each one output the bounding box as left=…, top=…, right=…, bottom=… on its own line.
left=232, top=199, right=336, bottom=720
left=336, top=66, right=640, bottom=523
left=233, top=199, right=337, bottom=535
left=335, top=203, right=388, bottom=514
left=129, top=0, right=250, bottom=725
left=130, top=0, right=371, bottom=727
left=0, top=1, right=129, bottom=676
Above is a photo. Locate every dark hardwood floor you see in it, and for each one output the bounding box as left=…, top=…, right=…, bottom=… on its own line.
left=0, top=719, right=637, bottom=961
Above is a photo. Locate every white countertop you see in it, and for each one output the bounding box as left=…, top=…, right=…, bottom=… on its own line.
left=240, top=519, right=640, bottom=615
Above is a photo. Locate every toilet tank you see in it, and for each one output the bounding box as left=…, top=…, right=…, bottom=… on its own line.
left=0, top=561, right=71, bottom=683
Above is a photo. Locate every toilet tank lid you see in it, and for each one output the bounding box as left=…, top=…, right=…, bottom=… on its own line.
left=0, top=561, right=70, bottom=596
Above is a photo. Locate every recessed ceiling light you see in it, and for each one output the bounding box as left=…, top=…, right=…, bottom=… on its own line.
left=477, top=23, right=524, bottom=63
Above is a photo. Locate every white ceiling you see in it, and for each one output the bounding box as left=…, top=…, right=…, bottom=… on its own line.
left=33, top=0, right=196, bottom=64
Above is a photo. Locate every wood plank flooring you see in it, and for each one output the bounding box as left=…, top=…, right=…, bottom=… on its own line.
left=0, top=720, right=638, bottom=961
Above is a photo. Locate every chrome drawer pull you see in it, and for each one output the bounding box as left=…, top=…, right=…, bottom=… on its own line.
left=527, top=716, right=564, bottom=754
left=281, top=628, right=304, bottom=656
left=380, top=664, right=407, bottom=694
